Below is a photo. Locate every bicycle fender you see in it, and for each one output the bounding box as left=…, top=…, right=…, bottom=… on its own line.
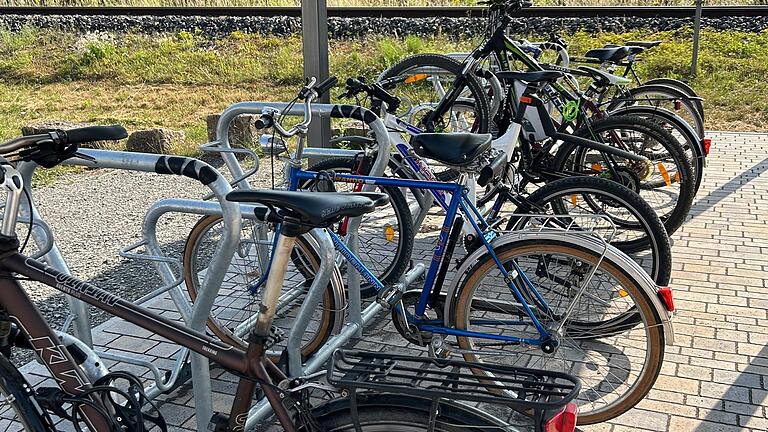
left=442, top=231, right=674, bottom=345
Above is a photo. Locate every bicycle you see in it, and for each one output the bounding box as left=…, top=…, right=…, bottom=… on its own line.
left=326, top=75, right=673, bottom=284
left=0, top=124, right=582, bottom=432
left=190, top=80, right=675, bottom=425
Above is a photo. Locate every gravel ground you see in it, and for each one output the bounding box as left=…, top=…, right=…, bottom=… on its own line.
left=12, top=155, right=286, bottom=365
left=0, top=14, right=767, bottom=37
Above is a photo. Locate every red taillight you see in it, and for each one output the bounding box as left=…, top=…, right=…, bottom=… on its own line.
left=658, top=287, right=674, bottom=312
left=703, top=138, right=712, bottom=156
left=546, top=403, right=578, bottom=432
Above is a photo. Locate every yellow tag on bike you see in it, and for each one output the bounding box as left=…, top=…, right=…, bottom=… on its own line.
left=385, top=225, right=395, bottom=242
left=570, top=194, right=578, bottom=208
left=404, top=74, right=428, bottom=84
left=658, top=163, right=672, bottom=186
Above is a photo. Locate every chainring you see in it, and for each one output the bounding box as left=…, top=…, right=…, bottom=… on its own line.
left=392, top=290, right=444, bottom=346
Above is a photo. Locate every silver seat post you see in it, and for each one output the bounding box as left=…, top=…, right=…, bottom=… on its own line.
left=1, top=164, right=24, bottom=237
left=254, top=233, right=296, bottom=337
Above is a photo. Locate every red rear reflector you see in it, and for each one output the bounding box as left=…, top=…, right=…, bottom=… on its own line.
left=703, top=138, right=712, bottom=156
left=546, top=403, right=578, bottom=432
left=657, top=287, right=674, bottom=312
left=520, top=96, right=533, bottom=104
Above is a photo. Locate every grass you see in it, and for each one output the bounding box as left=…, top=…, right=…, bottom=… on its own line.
left=0, top=27, right=765, bottom=161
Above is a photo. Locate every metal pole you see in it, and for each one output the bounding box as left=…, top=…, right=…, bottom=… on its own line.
left=302, top=0, right=332, bottom=153
left=691, top=0, right=703, bottom=77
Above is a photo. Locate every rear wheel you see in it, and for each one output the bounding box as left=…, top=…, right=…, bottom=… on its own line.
left=508, top=175, right=672, bottom=285
left=183, top=216, right=342, bottom=359
left=306, top=157, right=415, bottom=299
left=554, top=115, right=695, bottom=236
left=451, top=239, right=665, bottom=424
left=309, top=393, right=507, bottom=431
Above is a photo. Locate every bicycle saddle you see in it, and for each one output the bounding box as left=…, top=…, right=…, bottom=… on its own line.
left=411, top=133, right=492, bottom=167
left=495, top=70, right=563, bottom=84
left=625, top=40, right=662, bottom=49
left=578, top=66, right=632, bottom=86
left=584, top=46, right=635, bottom=63
left=226, top=190, right=390, bottom=228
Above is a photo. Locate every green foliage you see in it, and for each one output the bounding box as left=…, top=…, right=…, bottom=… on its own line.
left=0, top=26, right=764, bottom=159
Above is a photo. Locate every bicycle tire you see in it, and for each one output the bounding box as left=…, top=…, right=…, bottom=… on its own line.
left=450, top=238, right=665, bottom=424
left=308, top=393, right=508, bottom=431
left=609, top=105, right=705, bottom=194
left=0, top=353, right=53, bottom=431
left=183, top=216, right=342, bottom=358
left=644, top=77, right=704, bottom=122
left=608, top=84, right=705, bottom=138
left=508, top=175, right=672, bottom=285
left=379, top=53, right=491, bottom=134
left=554, top=115, right=695, bottom=236
left=306, top=157, right=415, bottom=299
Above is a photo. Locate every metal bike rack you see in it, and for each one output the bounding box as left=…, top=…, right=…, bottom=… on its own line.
left=15, top=150, right=243, bottom=432
left=211, top=101, right=405, bottom=428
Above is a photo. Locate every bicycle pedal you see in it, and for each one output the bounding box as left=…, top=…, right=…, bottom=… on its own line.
left=265, top=325, right=286, bottom=349
left=376, top=285, right=403, bottom=309
left=429, top=336, right=451, bottom=359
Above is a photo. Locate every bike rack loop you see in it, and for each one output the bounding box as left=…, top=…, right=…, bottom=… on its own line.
left=19, top=149, right=242, bottom=432
left=214, top=102, right=396, bottom=428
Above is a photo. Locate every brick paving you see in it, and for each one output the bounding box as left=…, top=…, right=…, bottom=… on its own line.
left=17, top=131, right=768, bottom=431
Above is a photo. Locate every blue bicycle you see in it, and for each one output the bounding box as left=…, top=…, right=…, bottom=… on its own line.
left=186, top=79, right=674, bottom=425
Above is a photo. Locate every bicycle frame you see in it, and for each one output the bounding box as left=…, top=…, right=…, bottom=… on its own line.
left=288, top=165, right=553, bottom=346
left=0, top=157, right=306, bottom=432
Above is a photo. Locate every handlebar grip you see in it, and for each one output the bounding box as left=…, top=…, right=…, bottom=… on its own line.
left=64, top=125, right=128, bottom=145
left=255, top=113, right=274, bottom=130
left=314, top=76, right=339, bottom=97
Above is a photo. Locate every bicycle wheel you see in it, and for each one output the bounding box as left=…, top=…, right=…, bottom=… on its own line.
left=306, top=157, right=415, bottom=299
left=450, top=238, right=665, bottom=424
left=308, top=393, right=508, bottom=431
left=554, top=115, right=695, bottom=236
left=183, top=216, right=343, bottom=358
left=379, top=54, right=491, bottom=181
left=644, top=78, right=704, bottom=122
left=379, top=53, right=490, bottom=133
left=0, top=353, right=52, bottom=430
left=608, top=84, right=705, bottom=138
left=609, top=105, right=705, bottom=194
left=508, top=175, right=671, bottom=285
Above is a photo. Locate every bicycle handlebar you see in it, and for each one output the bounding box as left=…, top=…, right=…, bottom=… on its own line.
left=261, top=76, right=341, bottom=138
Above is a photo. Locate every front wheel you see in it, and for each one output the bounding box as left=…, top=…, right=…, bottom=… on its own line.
left=450, top=238, right=665, bottom=424
left=0, top=353, right=54, bottom=430
left=306, top=157, right=415, bottom=299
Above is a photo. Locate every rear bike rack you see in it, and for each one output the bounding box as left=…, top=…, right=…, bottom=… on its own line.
left=329, top=349, right=580, bottom=432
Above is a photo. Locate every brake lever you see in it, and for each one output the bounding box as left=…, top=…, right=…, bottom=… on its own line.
left=72, top=152, right=96, bottom=162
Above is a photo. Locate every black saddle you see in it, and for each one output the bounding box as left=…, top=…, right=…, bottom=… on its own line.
left=495, top=70, right=564, bottom=84
left=584, top=46, right=640, bottom=63
left=625, top=40, right=662, bottom=49
left=411, top=133, right=492, bottom=167
left=227, top=190, right=390, bottom=228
